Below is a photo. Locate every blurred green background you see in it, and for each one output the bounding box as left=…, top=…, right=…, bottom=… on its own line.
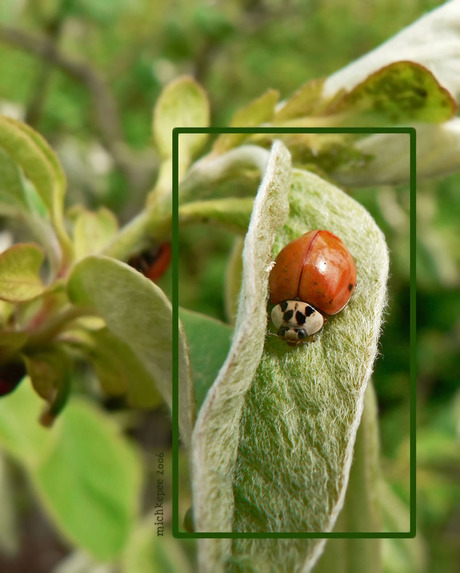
left=0, top=0, right=459, bottom=572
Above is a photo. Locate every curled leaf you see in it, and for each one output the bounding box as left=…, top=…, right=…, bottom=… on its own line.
left=191, top=141, right=291, bottom=564
left=0, top=147, right=28, bottom=214
left=193, top=165, right=388, bottom=572
left=0, top=117, right=71, bottom=262
left=332, top=61, right=457, bottom=124
left=323, top=1, right=460, bottom=103
left=0, top=116, right=66, bottom=214
left=333, top=120, right=460, bottom=186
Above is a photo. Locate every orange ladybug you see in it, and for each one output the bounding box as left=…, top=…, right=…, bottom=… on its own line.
left=269, top=230, right=356, bottom=345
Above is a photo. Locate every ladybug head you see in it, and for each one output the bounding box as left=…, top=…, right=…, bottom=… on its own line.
left=271, top=300, right=324, bottom=345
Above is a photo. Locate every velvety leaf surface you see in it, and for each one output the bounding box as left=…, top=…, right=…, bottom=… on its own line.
left=193, top=165, right=388, bottom=573
left=67, top=256, right=194, bottom=445
left=191, top=141, right=291, bottom=568
left=72, top=327, right=162, bottom=408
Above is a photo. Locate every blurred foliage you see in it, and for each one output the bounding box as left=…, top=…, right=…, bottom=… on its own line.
left=0, top=0, right=458, bottom=572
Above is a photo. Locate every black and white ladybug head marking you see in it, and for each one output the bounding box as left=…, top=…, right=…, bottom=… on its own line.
left=271, top=300, right=324, bottom=345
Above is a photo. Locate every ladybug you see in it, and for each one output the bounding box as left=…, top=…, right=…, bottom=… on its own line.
left=128, top=242, right=172, bottom=282
left=269, top=230, right=356, bottom=345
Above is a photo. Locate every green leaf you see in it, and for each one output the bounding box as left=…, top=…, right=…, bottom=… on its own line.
left=121, top=512, right=192, bottom=573
left=72, top=207, right=118, bottom=260
left=67, top=257, right=194, bottom=446
left=23, top=347, right=69, bottom=403
left=224, top=237, right=244, bottom=324
left=153, top=76, right=210, bottom=161
left=192, top=164, right=388, bottom=572
left=179, top=145, right=270, bottom=204
left=0, top=330, right=28, bottom=361
left=0, top=147, right=28, bottom=214
left=0, top=116, right=72, bottom=262
left=32, top=398, right=142, bottom=561
left=274, top=77, right=326, bottom=121
left=0, top=243, right=45, bottom=302
left=314, top=384, right=383, bottom=573
left=191, top=141, right=291, bottom=561
left=0, top=115, right=66, bottom=217
left=179, top=308, right=233, bottom=409
left=73, top=328, right=162, bottom=408
left=0, top=379, right=57, bottom=466
left=379, top=482, right=425, bottom=573
left=213, top=89, right=279, bottom=154
left=334, top=61, right=457, bottom=124
left=179, top=197, right=254, bottom=235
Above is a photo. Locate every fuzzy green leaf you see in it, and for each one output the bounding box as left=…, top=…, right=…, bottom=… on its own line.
left=224, top=237, right=244, bottom=324
left=67, top=257, right=194, bottom=446
left=72, top=328, right=162, bottom=408
left=0, top=243, right=45, bottom=302
left=191, top=141, right=291, bottom=565
left=179, top=308, right=233, bottom=410
left=333, top=61, right=457, bottom=124
left=213, top=89, right=279, bottom=154
left=179, top=197, right=254, bottom=235
left=314, top=384, right=383, bottom=573
left=72, top=207, right=118, bottom=260
left=193, top=165, right=388, bottom=572
left=153, top=76, right=210, bottom=160
left=32, top=397, right=142, bottom=561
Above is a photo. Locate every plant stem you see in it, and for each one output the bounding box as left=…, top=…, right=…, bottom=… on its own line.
left=26, top=305, right=94, bottom=349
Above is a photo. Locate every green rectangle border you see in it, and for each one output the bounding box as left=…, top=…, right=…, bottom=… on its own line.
left=172, top=126, right=416, bottom=539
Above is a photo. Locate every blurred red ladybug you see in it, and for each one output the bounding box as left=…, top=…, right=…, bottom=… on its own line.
left=269, top=230, right=356, bottom=345
left=128, top=241, right=172, bottom=282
